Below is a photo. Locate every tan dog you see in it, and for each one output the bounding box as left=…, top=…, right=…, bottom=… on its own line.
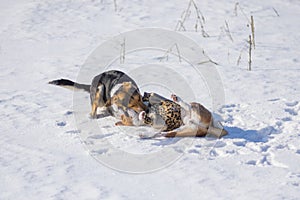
left=161, top=94, right=228, bottom=138
left=139, top=94, right=228, bottom=139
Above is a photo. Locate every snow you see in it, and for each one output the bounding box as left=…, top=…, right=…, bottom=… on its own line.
left=1, top=0, right=300, bottom=199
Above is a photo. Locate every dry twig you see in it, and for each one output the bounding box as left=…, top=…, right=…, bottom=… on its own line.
left=120, top=38, right=125, bottom=64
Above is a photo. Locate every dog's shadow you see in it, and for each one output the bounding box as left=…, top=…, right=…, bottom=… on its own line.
left=223, top=125, right=278, bottom=143
left=95, top=113, right=111, bottom=119
left=151, top=125, right=278, bottom=147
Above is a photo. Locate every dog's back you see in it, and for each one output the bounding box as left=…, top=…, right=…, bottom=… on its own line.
left=90, top=70, right=139, bottom=103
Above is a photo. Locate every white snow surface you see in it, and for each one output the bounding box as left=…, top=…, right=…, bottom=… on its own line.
left=1, top=0, right=300, bottom=199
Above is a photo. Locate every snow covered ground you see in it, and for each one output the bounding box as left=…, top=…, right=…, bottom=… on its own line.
left=1, top=0, right=300, bottom=199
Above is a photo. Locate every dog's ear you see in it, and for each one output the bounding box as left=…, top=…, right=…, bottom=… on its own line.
left=142, top=92, right=151, bottom=101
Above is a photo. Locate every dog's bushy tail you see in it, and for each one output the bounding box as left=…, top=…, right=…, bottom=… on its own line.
left=49, top=79, right=90, bottom=93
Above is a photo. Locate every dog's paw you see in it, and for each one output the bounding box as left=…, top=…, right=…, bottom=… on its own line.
left=171, top=94, right=178, bottom=102
left=115, top=121, right=124, bottom=126
left=90, top=113, right=97, bottom=119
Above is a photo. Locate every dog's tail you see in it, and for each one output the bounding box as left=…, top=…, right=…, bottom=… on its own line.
left=48, top=79, right=90, bottom=93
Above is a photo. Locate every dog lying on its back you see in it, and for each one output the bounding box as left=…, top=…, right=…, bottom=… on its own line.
left=139, top=93, right=227, bottom=138
left=161, top=94, right=228, bottom=138
left=49, top=70, right=146, bottom=125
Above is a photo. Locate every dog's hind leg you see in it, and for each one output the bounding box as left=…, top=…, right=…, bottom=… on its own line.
left=207, top=122, right=228, bottom=138
left=90, top=84, right=105, bottom=118
left=91, top=91, right=100, bottom=118
left=162, top=125, right=207, bottom=137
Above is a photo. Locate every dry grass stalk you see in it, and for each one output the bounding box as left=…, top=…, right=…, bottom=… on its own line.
left=224, top=20, right=234, bottom=42
left=175, top=1, right=192, bottom=31
left=191, top=0, right=209, bottom=37
left=200, top=50, right=219, bottom=65
left=272, top=7, right=280, bottom=17
left=175, top=20, right=187, bottom=31
left=113, top=0, right=117, bottom=12
left=250, top=15, right=255, bottom=49
left=120, top=38, right=125, bottom=64
left=160, top=43, right=182, bottom=63
left=248, top=35, right=252, bottom=71
left=236, top=51, right=242, bottom=66
left=175, top=0, right=209, bottom=37
left=234, top=2, right=250, bottom=23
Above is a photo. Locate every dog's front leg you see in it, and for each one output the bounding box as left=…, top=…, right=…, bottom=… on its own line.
left=171, top=94, right=191, bottom=111
left=115, top=114, right=134, bottom=126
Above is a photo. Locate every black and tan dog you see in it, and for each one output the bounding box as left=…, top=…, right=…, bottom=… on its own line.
left=139, top=93, right=228, bottom=138
left=49, top=70, right=146, bottom=125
